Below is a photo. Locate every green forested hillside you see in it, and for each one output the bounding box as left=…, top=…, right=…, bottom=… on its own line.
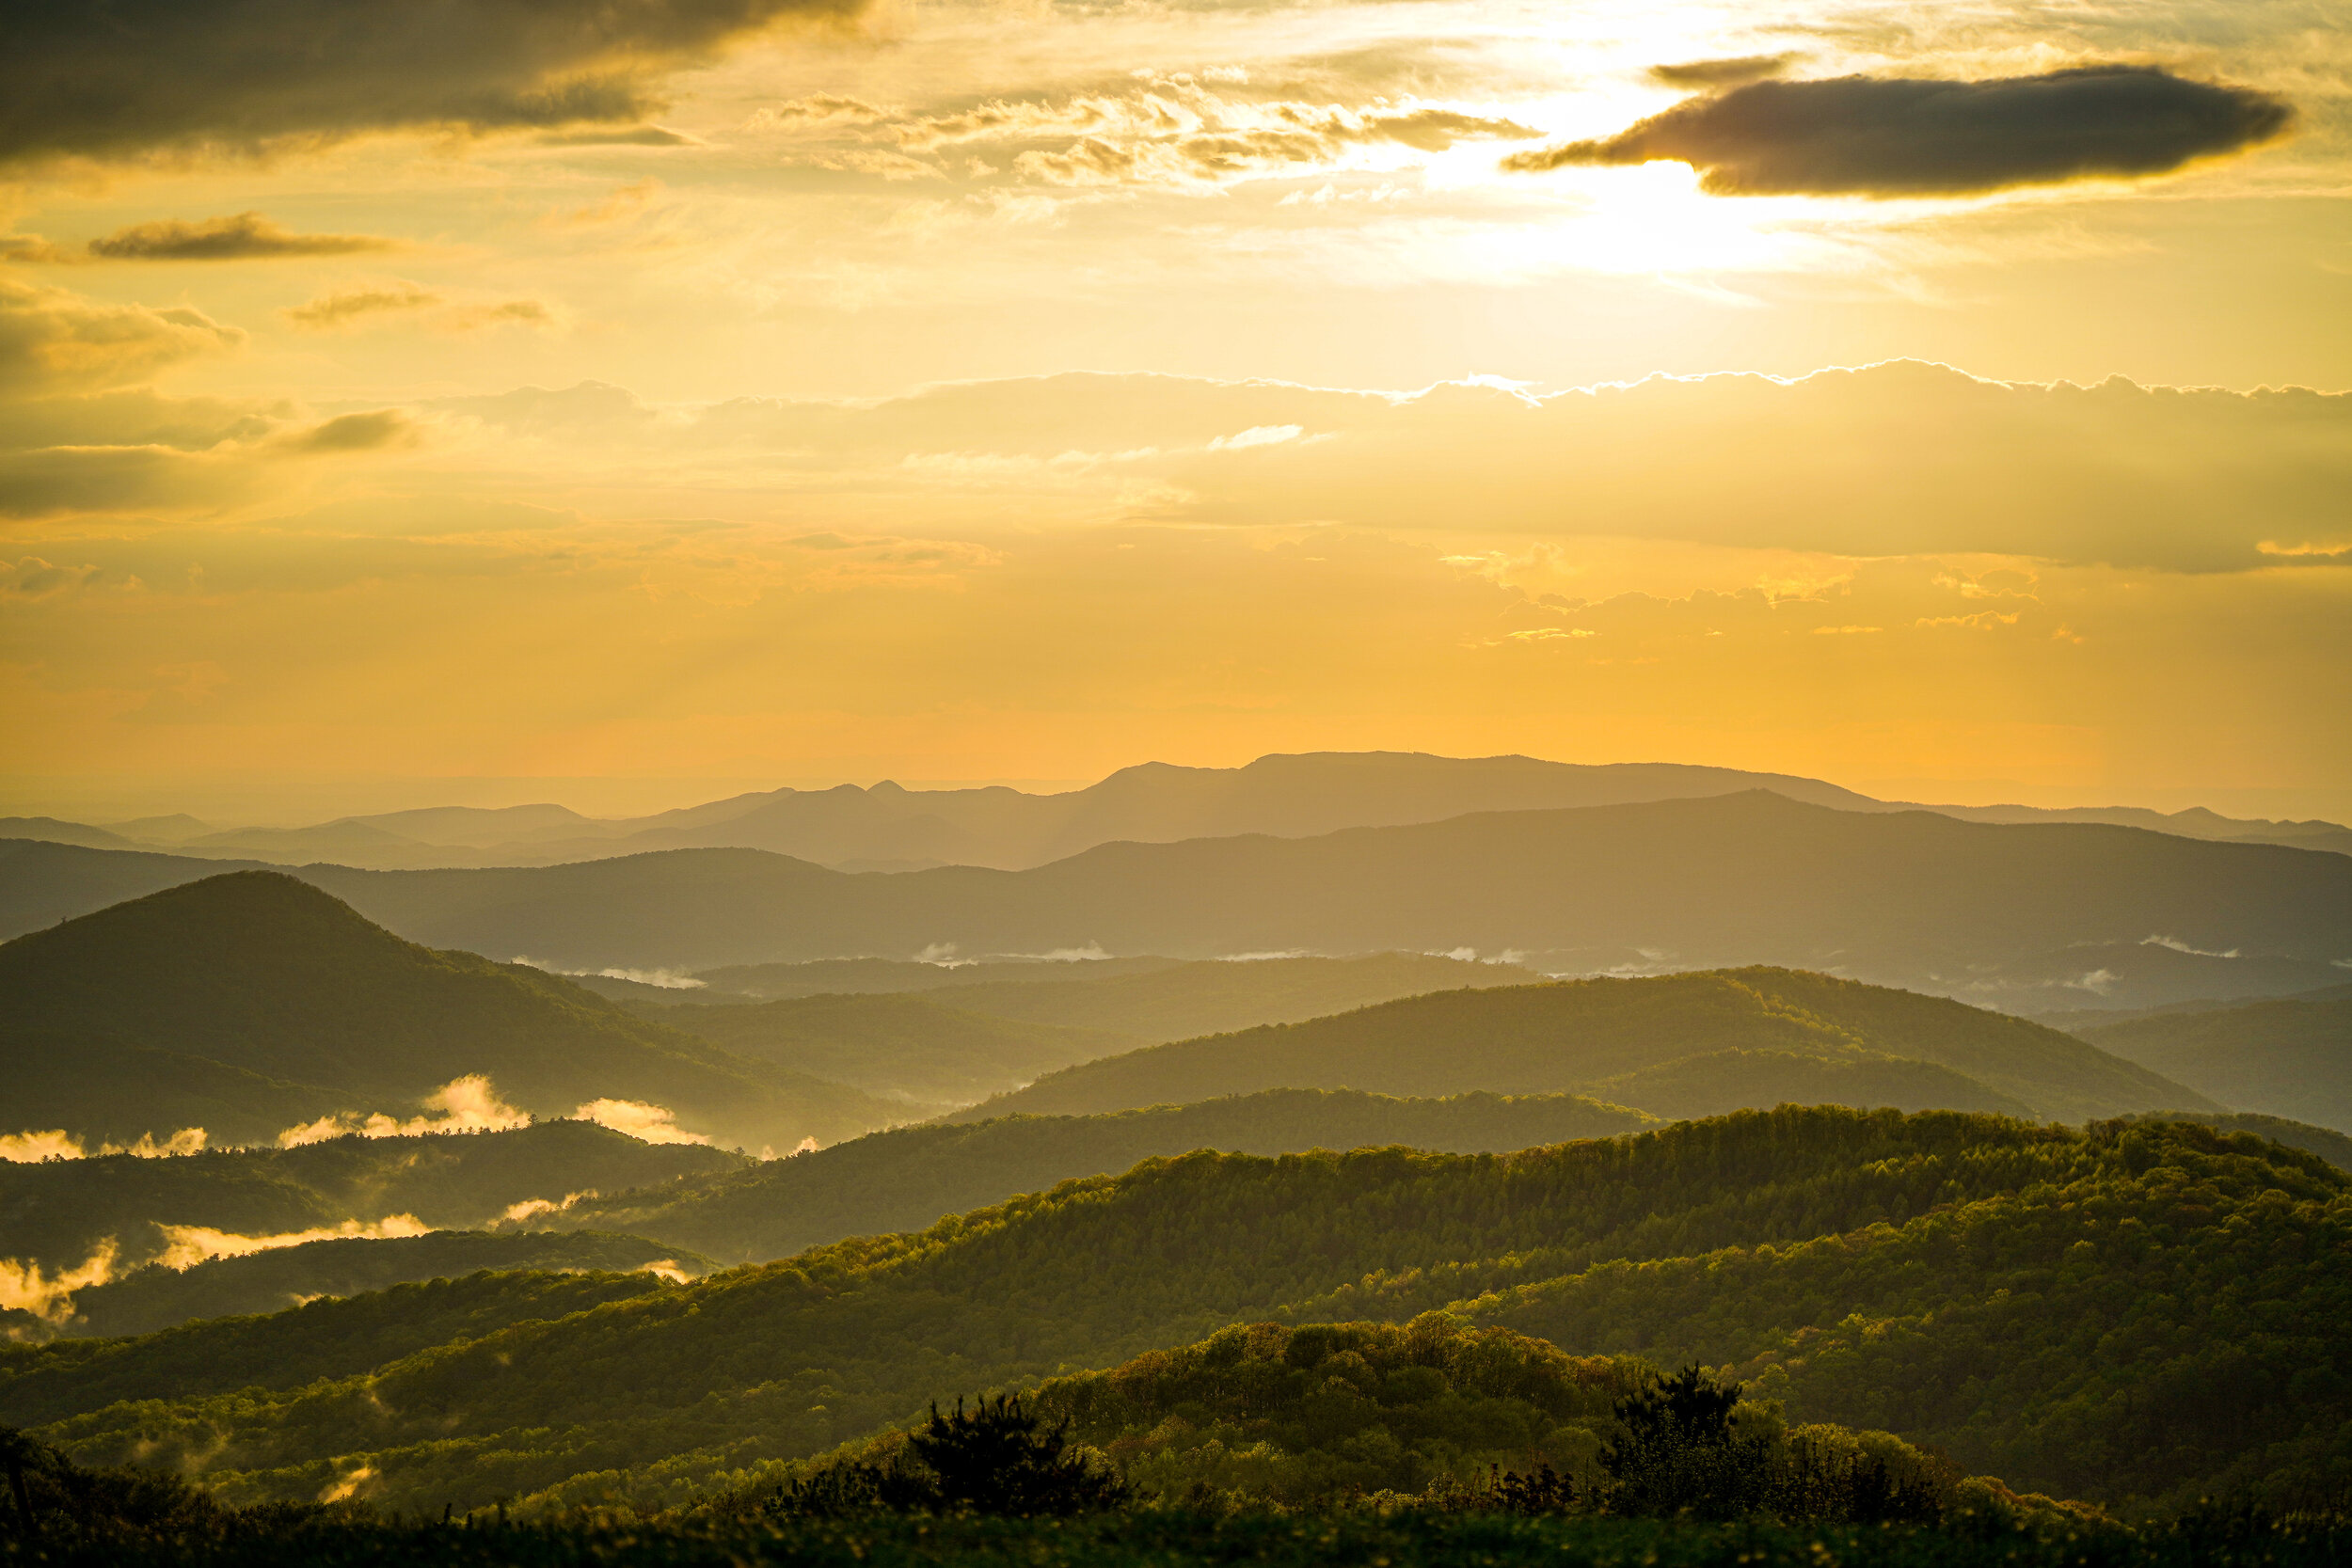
left=962, top=969, right=2207, bottom=1124
left=2074, top=996, right=2352, bottom=1132
left=643, top=954, right=1553, bottom=1103
left=0, top=1268, right=683, bottom=1425
left=642, top=993, right=1136, bottom=1105
left=0, top=1029, right=350, bottom=1150
left=0, top=1120, right=746, bottom=1274
left=1581, top=1050, right=2034, bottom=1120
left=538, top=1090, right=1656, bottom=1263
left=9, top=1110, right=2342, bottom=1517
left=0, top=872, right=914, bottom=1150
left=62, top=1229, right=713, bottom=1339
left=918, top=954, right=1547, bottom=1045
left=2112, top=1109, right=2352, bottom=1170
left=776, top=1316, right=1994, bottom=1519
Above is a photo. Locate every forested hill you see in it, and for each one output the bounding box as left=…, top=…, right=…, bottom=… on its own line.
left=59, top=1229, right=710, bottom=1341
left=638, top=954, right=1549, bottom=1103
left=637, top=992, right=1136, bottom=1105
left=962, top=968, right=2210, bottom=1124
left=0, top=872, right=914, bottom=1151
left=9, top=1109, right=2343, bottom=1517
left=8, top=794, right=2348, bottom=1011
left=0, top=1118, right=744, bottom=1275
left=2074, top=993, right=2352, bottom=1132
left=915, top=952, right=1545, bottom=1044
left=533, top=1088, right=1657, bottom=1263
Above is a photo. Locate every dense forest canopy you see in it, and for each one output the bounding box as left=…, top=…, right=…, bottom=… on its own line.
left=2075, top=996, right=2352, bottom=1132
left=6, top=1109, right=2341, bottom=1518
left=534, top=1089, right=1657, bottom=1263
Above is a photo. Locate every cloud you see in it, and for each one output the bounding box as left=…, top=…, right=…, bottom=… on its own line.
left=750, top=95, right=893, bottom=129
left=446, top=299, right=560, bottom=331
left=0, top=1130, right=86, bottom=1162
left=0, top=276, right=243, bottom=395
left=0, top=1242, right=118, bottom=1324
left=0, top=446, right=252, bottom=517
left=1, top=0, right=870, bottom=165
left=275, top=1074, right=531, bottom=1147
left=86, top=213, right=392, bottom=261
left=574, top=1099, right=711, bottom=1145
left=1503, top=67, right=2295, bottom=196
left=277, top=409, right=418, bottom=454
left=1649, top=55, right=1795, bottom=89
left=533, top=124, right=700, bottom=147
left=287, top=283, right=440, bottom=329
left=154, top=1215, right=432, bottom=1271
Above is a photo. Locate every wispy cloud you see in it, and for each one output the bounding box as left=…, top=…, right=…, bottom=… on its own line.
left=85, top=212, right=393, bottom=261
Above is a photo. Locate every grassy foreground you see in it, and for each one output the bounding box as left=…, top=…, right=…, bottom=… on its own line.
left=8, top=1509, right=2352, bottom=1568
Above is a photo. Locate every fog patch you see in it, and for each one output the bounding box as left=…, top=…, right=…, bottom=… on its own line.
left=276, top=1074, right=530, bottom=1147
left=514, top=955, right=709, bottom=989
left=575, top=1099, right=710, bottom=1146
left=0, top=1241, right=119, bottom=1325
left=0, top=1126, right=207, bottom=1162
left=155, top=1215, right=431, bottom=1272
left=2142, top=934, right=2241, bottom=959
left=501, top=1190, right=598, bottom=1224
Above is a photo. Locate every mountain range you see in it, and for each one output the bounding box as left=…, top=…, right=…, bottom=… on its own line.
left=8, top=751, right=2346, bottom=872
left=8, top=790, right=2344, bottom=1011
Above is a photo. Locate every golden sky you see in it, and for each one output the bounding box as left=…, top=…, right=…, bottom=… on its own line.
left=3, top=0, right=2348, bottom=823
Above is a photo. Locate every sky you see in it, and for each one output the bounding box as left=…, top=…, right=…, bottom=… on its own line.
left=3, top=0, right=2349, bottom=825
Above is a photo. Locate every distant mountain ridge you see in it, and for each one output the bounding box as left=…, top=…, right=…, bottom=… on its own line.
left=959, top=967, right=2211, bottom=1124
left=6, top=791, right=2347, bottom=1011
left=9, top=751, right=2345, bottom=871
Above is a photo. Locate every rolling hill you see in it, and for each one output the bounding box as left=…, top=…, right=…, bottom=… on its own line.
left=2073, top=993, right=2352, bottom=1132
left=533, top=1088, right=1657, bottom=1264
left=0, top=872, right=919, bottom=1152
left=8, top=793, right=2346, bottom=1013
left=640, top=954, right=1549, bottom=1101
left=960, top=968, right=2210, bottom=1124
left=56, top=1229, right=714, bottom=1341
left=915, top=952, right=1545, bottom=1043
left=640, top=992, right=1138, bottom=1105
left=0, top=1119, right=745, bottom=1275
left=4, top=1108, right=2342, bottom=1516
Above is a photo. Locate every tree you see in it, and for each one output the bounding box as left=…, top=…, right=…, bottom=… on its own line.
left=1601, top=1365, right=1771, bottom=1518
left=909, top=1395, right=1131, bottom=1516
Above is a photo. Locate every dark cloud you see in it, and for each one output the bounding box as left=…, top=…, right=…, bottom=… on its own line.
left=87, top=213, right=392, bottom=261
left=278, top=410, right=417, bottom=454
left=1503, top=66, right=2294, bottom=195
left=0, top=0, right=866, bottom=165
left=1649, top=55, right=1793, bottom=88
left=533, top=125, right=701, bottom=147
